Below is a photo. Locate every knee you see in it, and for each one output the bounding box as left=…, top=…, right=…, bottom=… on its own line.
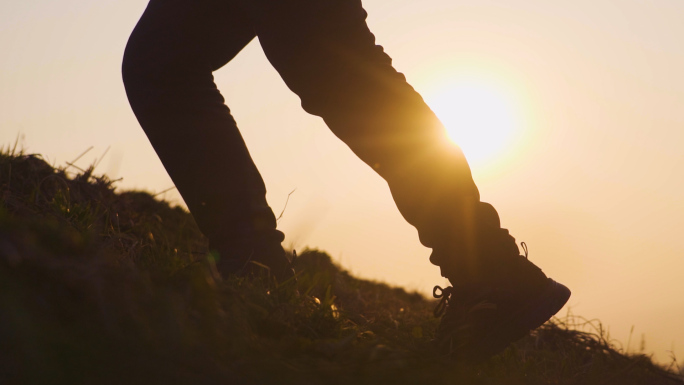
left=122, top=35, right=212, bottom=93
left=121, top=32, right=180, bottom=109
left=121, top=37, right=150, bottom=95
left=121, top=24, right=177, bottom=94
left=121, top=31, right=176, bottom=116
left=123, top=28, right=170, bottom=86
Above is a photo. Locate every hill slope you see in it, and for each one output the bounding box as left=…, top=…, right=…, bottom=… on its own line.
left=1, top=150, right=682, bottom=385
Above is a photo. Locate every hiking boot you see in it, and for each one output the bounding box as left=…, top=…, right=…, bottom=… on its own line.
left=432, top=260, right=571, bottom=362
left=431, top=203, right=571, bottom=362
left=210, top=232, right=296, bottom=286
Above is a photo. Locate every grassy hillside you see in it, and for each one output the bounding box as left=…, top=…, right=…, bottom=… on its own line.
left=1, top=149, right=682, bottom=385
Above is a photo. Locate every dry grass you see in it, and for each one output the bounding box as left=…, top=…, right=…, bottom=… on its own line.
left=1, top=149, right=682, bottom=385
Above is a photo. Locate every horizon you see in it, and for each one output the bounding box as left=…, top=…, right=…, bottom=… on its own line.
left=1, top=0, right=683, bottom=364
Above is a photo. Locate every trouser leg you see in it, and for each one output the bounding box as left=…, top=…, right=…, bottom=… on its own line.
left=246, top=0, right=499, bottom=277
left=122, top=0, right=283, bottom=247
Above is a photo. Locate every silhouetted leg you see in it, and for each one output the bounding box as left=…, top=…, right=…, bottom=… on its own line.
left=122, top=0, right=283, bottom=249
left=246, top=0, right=497, bottom=277
left=245, top=1, right=570, bottom=358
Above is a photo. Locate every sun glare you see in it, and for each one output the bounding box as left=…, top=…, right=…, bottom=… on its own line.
left=426, top=81, right=520, bottom=169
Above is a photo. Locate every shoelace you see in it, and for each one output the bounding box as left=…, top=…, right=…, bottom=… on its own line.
left=433, top=285, right=456, bottom=318
left=433, top=242, right=529, bottom=318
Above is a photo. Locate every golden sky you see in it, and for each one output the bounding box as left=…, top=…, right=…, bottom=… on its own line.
left=2, top=0, right=683, bottom=363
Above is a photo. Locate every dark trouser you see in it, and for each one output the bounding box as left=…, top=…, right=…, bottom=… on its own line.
left=122, top=0, right=488, bottom=276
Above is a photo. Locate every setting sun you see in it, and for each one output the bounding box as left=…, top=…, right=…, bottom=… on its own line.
left=426, top=81, right=520, bottom=169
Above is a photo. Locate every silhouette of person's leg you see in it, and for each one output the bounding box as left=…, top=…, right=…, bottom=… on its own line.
left=122, top=0, right=568, bottom=358
left=122, top=0, right=283, bottom=254
left=246, top=1, right=569, bottom=360
left=245, top=0, right=489, bottom=278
